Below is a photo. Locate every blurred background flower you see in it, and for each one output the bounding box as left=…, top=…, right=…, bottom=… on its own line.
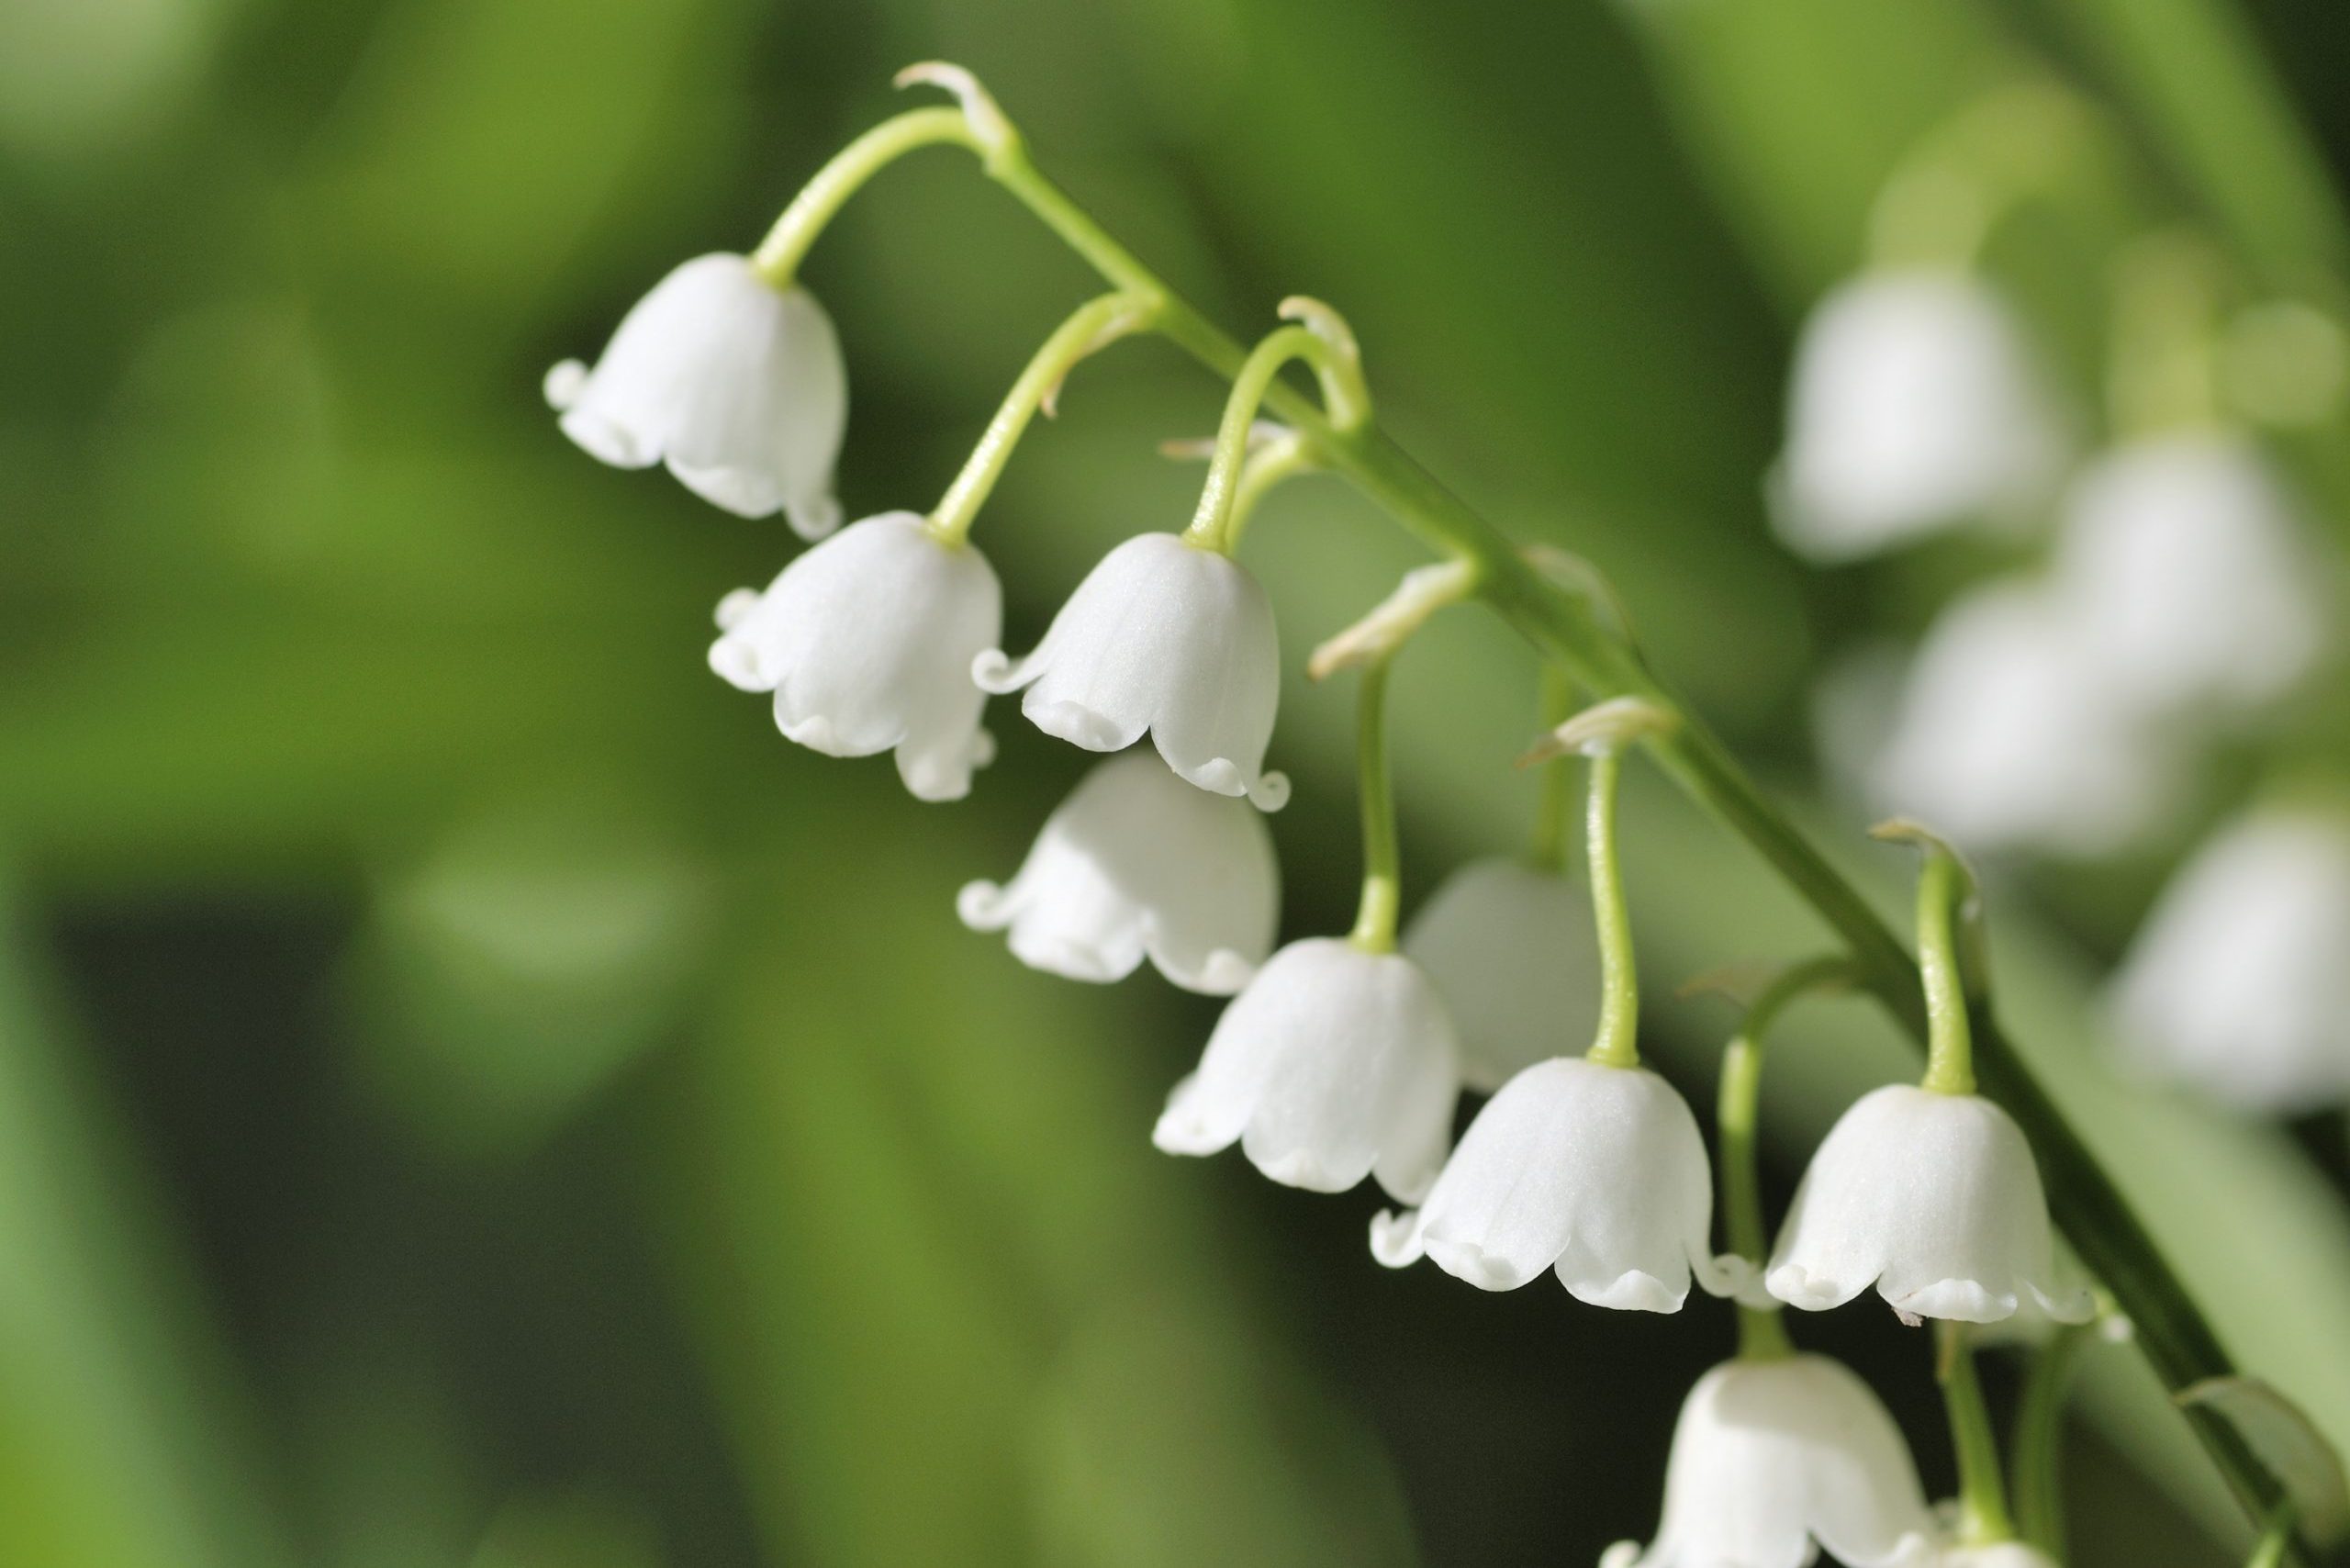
left=7, top=0, right=2350, bottom=1564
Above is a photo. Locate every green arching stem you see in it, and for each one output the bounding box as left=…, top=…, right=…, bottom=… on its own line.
left=1527, top=666, right=1578, bottom=874
left=2011, top=1323, right=2089, bottom=1556
left=1717, top=956, right=1856, bottom=1362
left=752, top=108, right=981, bottom=286
left=927, top=292, right=1153, bottom=545
left=1940, top=1321, right=2020, bottom=1548
left=772, top=90, right=2311, bottom=1560
left=1348, top=656, right=1401, bottom=953
left=1583, top=749, right=1639, bottom=1070
left=1913, top=844, right=1977, bottom=1096
left=1183, top=325, right=1371, bottom=554
left=1224, top=430, right=1318, bottom=552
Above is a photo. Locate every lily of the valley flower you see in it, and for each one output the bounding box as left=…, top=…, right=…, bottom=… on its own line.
left=2109, top=809, right=2350, bottom=1113
left=1402, top=857, right=1598, bottom=1092
left=1863, top=583, right=2181, bottom=857
left=1766, top=1084, right=2094, bottom=1325
left=547, top=252, right=849, bottom=538
left=2053, top=435, right=2325, bottom=718
left=708, top=510, right=1000, bottom=801
left=1773, top=269, right=2063, bottom=562
left=1152, top=937, right=1460, bottom=1201
left=974, top=532, right=1290, bottom=809
left=1600, top=1354, right=1938, bottom=1568
left=957, top=748, right=1280, bottom=994
left=1371, top=1057, right=1740, bottom=1312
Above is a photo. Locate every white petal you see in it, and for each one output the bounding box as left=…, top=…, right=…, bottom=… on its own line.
left=2053, top=435, right=2323, bottom=716
left=1774, top=269, right=2065, bottom=561
left=958, top=749, right=1280, bottom=993
left=1622, top=1355, right=1935, bottom=1568
left=981, top=533, right=1287, bottom=808
left=707, top=512, right=1001, bottom=800
left=2109, top=809, right=2350, bottom=1114
left=554, top=254, right=847, bottom=527
left=1381, top=1057, right=1721, bottom=1312
left=1155, top=938, right=1460, bottom=1199
left=1767, top=1085, right=2092, bottom=1325
left=1404, top=858, right=1599, bottom=1092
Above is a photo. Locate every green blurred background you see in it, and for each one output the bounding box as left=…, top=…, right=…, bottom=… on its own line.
left=6, top=0, right=2350, bottom=1564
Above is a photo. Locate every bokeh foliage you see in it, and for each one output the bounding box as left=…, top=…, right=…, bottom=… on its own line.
left=5, top=0, right=2349, bottom=1564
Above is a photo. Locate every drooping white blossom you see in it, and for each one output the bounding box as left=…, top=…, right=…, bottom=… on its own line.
left=708, top=510, right=999, bottom=801
left=1767, top=1084, right=2094, bottom=1325
left=2052, top=434, right=2326, bottom=718
left=546, top=252, right=847, bottom=538
left=1600, top=1354, right=1938, bottom=1568
left=974, top=532, right=1290, bottom=809
left=957, top=748, right=1280, bottom=994
left=2109, top=809, right=2350, bottom=1114
left=1403, top=857, right=1597, bottom=1092
left=1863, top=583, right=2182, bottom=858
left=1153, top=937, right=1459, bottom=1201
left=1371, top=1057, right=1739, bottom=1312
left=1773, top=269, right=2064, bottom=562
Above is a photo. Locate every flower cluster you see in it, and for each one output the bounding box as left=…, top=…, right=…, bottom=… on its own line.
left=543, top=64, right=2210, bottom=1568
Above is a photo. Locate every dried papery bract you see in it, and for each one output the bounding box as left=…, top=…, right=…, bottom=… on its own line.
left=974, top=533, right=1290, bottom=810
left=547, top=253, right=848, bottom=538
left=708, top=511, right=1001, bottom=801
left=958, top=748, right=1279, bottom=994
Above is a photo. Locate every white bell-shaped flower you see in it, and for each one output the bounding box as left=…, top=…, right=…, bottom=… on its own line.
left=545, top=252, right=847, bottom=539
left=1767, top=1084, right=2094, bottom=1324
left=1403, top=857, right=1597, bottom=1092
left=2109, top=810, right=2350, bottom=1114
left=1863, top=583, right=2181, bottom=857
left=973, top=532, right=1289, bottom=809
left=1600, top=1354, right=1937, bottom=1568
left=708, top=510, right=999, bottom=801
left=1371, top=1057, right=1738, bottom=1312
left=957, top=748, right=1280, bottom=994
left=1153, top=937, right=1459, bottom=1201
left=2052, top=435, right=2326, bottom=717
left=1773, top=270, right=2063, bottom=561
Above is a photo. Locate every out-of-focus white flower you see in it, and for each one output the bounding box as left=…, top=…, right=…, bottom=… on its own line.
left=2109, top=810, right=2350, bottom=1114
left=1767, top=1084, right=2094, bottom=1325
left=1371, top=1057, right=1738, bottom=1311
left=1863, top=583, right=2182, bottom=857
left=1774, top=270, right=2064, bottom=561
left=1935, top=1545, right=2061, bottom=1568
left=2052, top=435, right=2326, bottom=717
left=1599, top=1354, right=1938, bottom=1568
left=546, top=252, right=847, bottom=538
left=1403, top=857, right=1597, bottom=1092
left=708, top=510, right=999, bottom=801
left=1153, top=937, right=1459, bottom=1201
left=974, top=532, right=1289, bottom=809
left=957, top=748, right=1279, bottom=994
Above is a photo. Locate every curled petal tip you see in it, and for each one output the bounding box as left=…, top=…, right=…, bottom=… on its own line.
left=1186, top=948, right=1258, bottom=996
left=543, top=359, right=588, bottom=410
left=970, top=647, right=1024, bottom=693
left=711, top=588, right=761, bottom=633
left=708, top=636, right=769, bottom=691
left=956, top=879, right=1011, bottom=931
left=1368, top=1209, right=1427, bottom=1268
left=785, top=493, right=844, bottom=541
left=1247, top=769, right=1291, bottom=812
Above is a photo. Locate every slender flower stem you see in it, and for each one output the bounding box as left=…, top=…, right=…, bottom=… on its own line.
left=1527, top=666, right=1579, bottom=874
left=1184, top=324, right=1371, bottom=554
left=1907, top=838, right=1978, bottom=1096
left=752, top=108, right=982, bottom=285
left=1348, top=656, right=1401, bottom=953
left=1716, top=956, right=1856, bottom=1361
left=776, top=84, right=2311, bottom=1559
left=1225, top=429, right=1317, bottom=551
left=1940, top=1321, right=2019, bottom=1547
left=2011, top=1323, right=2088, bottom=1556
left=2253, top=1507, right=2302, bottom=1568
left=1584, top=749, right=1639, bottom=1069
left=927, top=292, right=1155, bottom=545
